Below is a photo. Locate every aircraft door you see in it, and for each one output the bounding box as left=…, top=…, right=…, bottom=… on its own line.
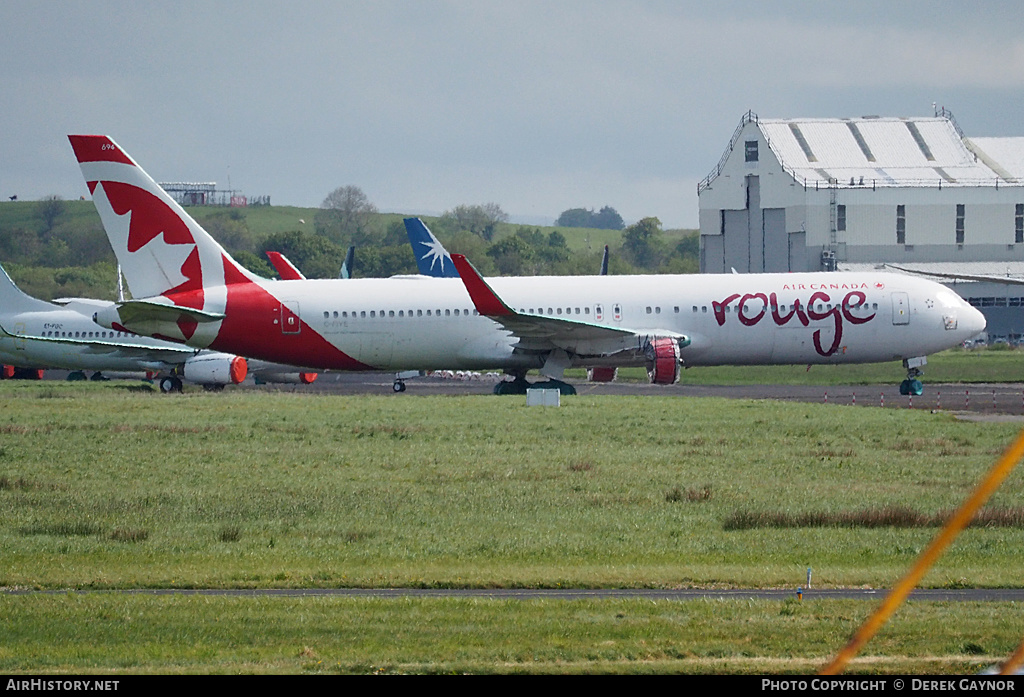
left=14, top=322, right=26, bottom=350
left=281, top=301, right=301, bottom=334
left=892, top=292, right=910, bottom=325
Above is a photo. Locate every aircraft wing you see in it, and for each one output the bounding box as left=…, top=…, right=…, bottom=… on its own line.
left=885, top=264, right=1024, bottom=286
left=450, top=254, right=687, bottom=356
left=0, top=320, right=193, bottom=363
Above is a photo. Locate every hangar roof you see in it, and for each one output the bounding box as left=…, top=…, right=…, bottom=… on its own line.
left=740, top=113, right=1024, bottom=190
left=839, top=260, right=1024, bottom=281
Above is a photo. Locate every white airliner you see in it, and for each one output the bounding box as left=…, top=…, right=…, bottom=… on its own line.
left=0, top=262, right=316, bottom=391
left=70, top=134, right=985, bottom=396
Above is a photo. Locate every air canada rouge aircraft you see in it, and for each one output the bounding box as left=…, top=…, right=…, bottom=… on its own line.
left=69, top=135, right=986, bottom=395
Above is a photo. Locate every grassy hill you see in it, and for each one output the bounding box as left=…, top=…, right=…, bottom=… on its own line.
left=0, top=199, right=697, bottom=299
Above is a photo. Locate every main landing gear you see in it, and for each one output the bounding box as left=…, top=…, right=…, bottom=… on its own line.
left=392, top=370, right=420, bottom=393
left=898, top=357, right=926, bottom=396
left=159, top=376, right=184, bottom=393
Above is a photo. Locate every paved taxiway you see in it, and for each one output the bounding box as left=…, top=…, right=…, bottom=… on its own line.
left=264, top=372, right=1024, bottom=419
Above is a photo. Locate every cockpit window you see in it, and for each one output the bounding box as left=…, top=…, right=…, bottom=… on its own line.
left=936, top=289, right=966, bottom=309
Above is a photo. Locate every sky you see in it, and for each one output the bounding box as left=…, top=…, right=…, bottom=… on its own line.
left=2, top=0, right=1023, bottom=229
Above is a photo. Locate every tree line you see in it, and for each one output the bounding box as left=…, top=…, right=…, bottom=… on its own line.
left=0, top=191, right=698, bottom=300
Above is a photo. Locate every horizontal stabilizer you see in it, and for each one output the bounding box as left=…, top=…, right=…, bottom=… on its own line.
left=109, top=299, right=225, bottom=327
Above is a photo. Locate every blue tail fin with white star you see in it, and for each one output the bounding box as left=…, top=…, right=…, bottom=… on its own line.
left=403, top=218, right=459, bottom=278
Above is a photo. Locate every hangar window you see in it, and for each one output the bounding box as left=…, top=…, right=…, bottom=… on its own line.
left=744, top=140, right=758, bottom=162
left=1015, top=204, right=1023, bottom=244
left=956, top=204, right=965, bottom=244
left=896, top=205, right=906, bottom=245
left=837, top=205, right=846, bottom=232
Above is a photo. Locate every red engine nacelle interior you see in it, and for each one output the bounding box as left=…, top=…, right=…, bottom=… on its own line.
left=647, top=338, right=680, bottom=385
left=587, top=366, right=618, bottom=382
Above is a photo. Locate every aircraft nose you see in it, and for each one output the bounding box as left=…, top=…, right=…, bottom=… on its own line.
left=963, top=305, right=986, bottom=338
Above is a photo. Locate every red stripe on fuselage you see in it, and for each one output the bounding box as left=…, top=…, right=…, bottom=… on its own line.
left=207, top=256, right=373, bottom=370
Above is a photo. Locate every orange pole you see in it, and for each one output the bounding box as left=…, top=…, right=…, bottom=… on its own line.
left=820, top=427, right=1024, bottom=675
left=998, top=637, right=1024, bottom=675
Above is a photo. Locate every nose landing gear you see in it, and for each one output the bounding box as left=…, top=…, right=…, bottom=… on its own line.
left=899, top=357, right=926, bottom=396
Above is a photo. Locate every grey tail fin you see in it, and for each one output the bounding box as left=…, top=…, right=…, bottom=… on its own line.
left=0, top=262, right=56, bottom=313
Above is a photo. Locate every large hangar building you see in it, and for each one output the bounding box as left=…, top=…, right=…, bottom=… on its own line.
left=697, top=109, right=1024, bottom=340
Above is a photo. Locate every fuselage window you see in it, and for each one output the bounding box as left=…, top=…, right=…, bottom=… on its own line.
left=454, top=309, right=460, bottom=316
left=646, top=306, right=652, bottom=314
left=389, top=310, right=395, bottom=317
left=361, top=311, right=366, bottom=318
left=323, top=311, right=329, bottom=319
left=584, top=307, right=590, bottom=314
left=445, top=309, right=451, bottom=316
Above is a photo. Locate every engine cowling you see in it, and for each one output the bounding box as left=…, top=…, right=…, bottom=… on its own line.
left=587, top=366, right=618, bottom=382
left=182, top=352, right=248, bottom=386
left=255, top=371, right=318, bottom=384
left=647, top=337, right=680, bottom=385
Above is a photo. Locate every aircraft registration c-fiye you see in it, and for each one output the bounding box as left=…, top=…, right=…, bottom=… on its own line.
left=69, top=135, right=986, bottom=396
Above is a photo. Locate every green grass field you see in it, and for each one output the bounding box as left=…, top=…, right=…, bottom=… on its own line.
left=2, top=383, right=1022, bottom=673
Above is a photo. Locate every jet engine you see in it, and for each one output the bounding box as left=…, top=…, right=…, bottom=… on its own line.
left=182, top=352, right=248, bottom=386
left=2, top=365, right=44, bottom=380
left=646, top=337, right=681, bottom=385
left=255, top=371, right=318, bottom=385
left=587, top=366, right=618, bottom=382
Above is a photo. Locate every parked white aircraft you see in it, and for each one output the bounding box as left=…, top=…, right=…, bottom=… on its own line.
left=0, top=262, right=315, bottom=391
left=70, top=135, right=986, bottom=395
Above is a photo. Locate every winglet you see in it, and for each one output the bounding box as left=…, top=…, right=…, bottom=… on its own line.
left=451, top=254, right=513, bottom=317
left=265, top=252, right=306, bottom=280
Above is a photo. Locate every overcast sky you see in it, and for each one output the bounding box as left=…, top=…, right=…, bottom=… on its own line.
left=3, top=0, right=1023, bottom=228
